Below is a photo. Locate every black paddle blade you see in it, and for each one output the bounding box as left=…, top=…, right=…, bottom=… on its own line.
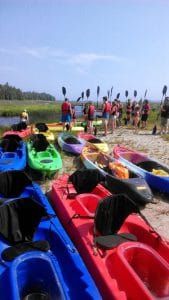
left=97, top=86, right=100, bottom=97
left=110, top=86, right=113, bottom=96
left=162, top=85, right=167, bottom=96
left=86, top=89, right=90, bottom=99
left=144, top=89, right=148, bottom=98
left=76, top=97, right=81, bottom=102
left=81, top=91, right=84, bottom=99
left=125, top=90, right=128, bottom=98
left=62, top=87, right=66, bottom=97
left=116, top=93, right=120, bottom=99
left=107, top=90, right=110, bottom=98
left=134, top=90, right=137, bottom=98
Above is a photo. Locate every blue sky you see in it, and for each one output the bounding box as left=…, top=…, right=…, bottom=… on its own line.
left=0, top=0, right=169, bottom=102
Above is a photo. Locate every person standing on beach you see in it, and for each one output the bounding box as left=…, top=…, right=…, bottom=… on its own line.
left=125, top=99, right=132, bottom=125
left=20, top=109, right=29, bottom=125
left=86, top=101, right=95, bottom=133
left=61, top=98, right=72, bottom=131
left=102, top=96, right=111, bottom=136
left=110, top=100, right=118, bottom=133
left=133, top=104, right=140, bottom=133
left=140, top=99, right=151, bottom=129
left=160, top=99, right=169, bottom=134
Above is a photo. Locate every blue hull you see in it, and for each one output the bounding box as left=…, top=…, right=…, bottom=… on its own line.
left=0, top=171, right=101, bottom=300
left=0, top=136, right=26, bottom=171
left=118, top=156, right=169, bottom=194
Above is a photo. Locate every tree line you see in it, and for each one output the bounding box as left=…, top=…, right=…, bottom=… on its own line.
left=0, top=82, right=55, bottom=101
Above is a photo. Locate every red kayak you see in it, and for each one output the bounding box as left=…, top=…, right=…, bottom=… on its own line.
left=3, top=127, right=32, bottom=139
left=50, top=170, right=169, bottom=300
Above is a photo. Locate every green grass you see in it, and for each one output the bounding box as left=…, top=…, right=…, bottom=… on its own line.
left=0, top=100, right=61, bottom=117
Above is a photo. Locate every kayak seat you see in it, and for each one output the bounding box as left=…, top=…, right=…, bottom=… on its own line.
left=0, top=138, right=19, bottom=152
left=136, top=160, right=163, bottom=172
left=94, top=194, right=139, bottom=250
left=0, top=195, right=48, bottom=261
left=2, top=240, right=50, bottom=261
left=69, top=168, right=105, bottom=193
left=0, top=170, right=32, bottom=197
left=30, top=134, right=49, bottom=152
left=88, top=138, right=102, bottom=144
left=35, top=122, right=49, bottom=132
left=64, top=137, right=81, bottom=144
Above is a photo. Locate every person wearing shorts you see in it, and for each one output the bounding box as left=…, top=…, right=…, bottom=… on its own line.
left=102, top=96, right=111, bottom=136
left=61, top=98, right=72, bottom=131
left=87, top=101, right=95, bottom=133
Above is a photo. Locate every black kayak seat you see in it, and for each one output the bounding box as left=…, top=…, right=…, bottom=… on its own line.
left=94, top=194, right=138, bottom=250
left=0, top=196, right=49, bottom=261
left=136, top=160, right=166, bottom=172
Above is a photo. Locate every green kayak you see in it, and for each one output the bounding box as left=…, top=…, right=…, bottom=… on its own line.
left=27, top=134, right=62, bottom=177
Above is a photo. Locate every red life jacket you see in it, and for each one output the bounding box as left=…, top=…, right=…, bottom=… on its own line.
left=62, top=102, right=71, bottom=114
left=104, top=101, right=111, bottom=112
left=88, top=104, right=95, bottom=116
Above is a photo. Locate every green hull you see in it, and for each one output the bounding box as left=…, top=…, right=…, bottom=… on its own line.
left=27, top=142, right=62, bottom=177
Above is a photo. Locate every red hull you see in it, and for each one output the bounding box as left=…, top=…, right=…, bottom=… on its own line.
left=51, top=174, right=169, bottom=300
left=3, top=128, right=32, bottom=138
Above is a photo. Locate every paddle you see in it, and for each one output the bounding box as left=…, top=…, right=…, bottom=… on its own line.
left=97, top=86, right=100, bottom=109
left=76, top=97, right=81, bottom=102
left=110, top=86, right=113, bottom=101
left=86, top=89, right=90, bottom=100
left=62, top=87, right=66, bottom=100
left=107, top=90, right=110, bottom=100
left=125, top=90, right=128, bottom=99
left=134, top=90, right=137, bottom=99
left=81, top=91, right=84, bottom=109
left=116, top=93, right=120, bottom=99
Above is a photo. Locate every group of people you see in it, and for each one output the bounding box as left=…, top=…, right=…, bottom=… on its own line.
left=60, top=96, right=153, bottom=136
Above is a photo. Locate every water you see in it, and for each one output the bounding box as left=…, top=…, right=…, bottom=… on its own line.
left=0, top=116, right=20, bottom=126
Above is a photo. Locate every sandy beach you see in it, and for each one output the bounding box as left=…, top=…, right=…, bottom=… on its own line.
left=42, top=127, right=169, bottom=241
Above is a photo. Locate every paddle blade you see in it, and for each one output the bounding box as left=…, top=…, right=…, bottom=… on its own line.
left=81, top=91, right=84, bottom=99
left=97, top=86, right=100, bottom=97
left=107, top=90, right=110, bottom=99
left=134, top=90, right=137, bottom=98
left=116, top=93, right=120, bottom=99
left=144, top=89, right=148, bottom=98
left=110, top=86, right=113, bottom=97
left=125, top=90, right=128, bottom=98
left=86, top=89, right=90, bottom=99
left=162, top=85, right=167, bottom=96
left=76, top=97, right=81, bottom=102
left=62, top=87, right=66, bottom=97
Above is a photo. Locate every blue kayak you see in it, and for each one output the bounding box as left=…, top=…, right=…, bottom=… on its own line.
left=113, top=144, right=169, bottom=194
left=0, top=170, right=101, bottom=300
left=0, top=134, right=26, bottom=171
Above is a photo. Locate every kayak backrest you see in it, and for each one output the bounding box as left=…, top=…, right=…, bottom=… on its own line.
left=0, top=197, right=47, bottom=245
left=64, top=137, right=81, bottom=144
left=69, top=168, right=105, bottom=193
left=94, top=194, right=138, bottom=235
left=30, top=134, right=49, bottom=152
left=3, top=134, right=22, bottom=142
left=0, top=170, right=32, bottom=197
left=35, top=122, right=49, bottom=132
left=11, top=122, right=27, bottom=131
left=0, top=138, right=19, bottom=152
